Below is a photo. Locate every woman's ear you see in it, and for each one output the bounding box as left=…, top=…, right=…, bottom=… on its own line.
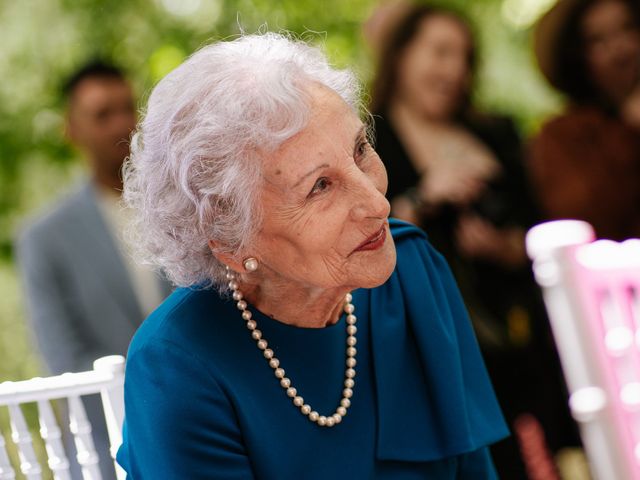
left=207, top=240, right=245, bottom=273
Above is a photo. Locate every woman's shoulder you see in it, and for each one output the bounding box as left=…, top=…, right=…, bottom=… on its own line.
left=127, top=286, right=232, bottom=359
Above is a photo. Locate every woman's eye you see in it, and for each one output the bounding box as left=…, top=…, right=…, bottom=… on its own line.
left=309, top=177, right=332, bottom=196
left=355, top=140, right=369, bottom=159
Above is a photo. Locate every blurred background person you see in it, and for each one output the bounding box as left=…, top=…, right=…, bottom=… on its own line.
left=530, top=0, right=640, bottom=241
left=367, top=3, right=580, bottom=478
left=14, top=62, right=173, bottom=479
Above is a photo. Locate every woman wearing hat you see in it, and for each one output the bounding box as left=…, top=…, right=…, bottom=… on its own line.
left=530, top=0, right=640, bottom=241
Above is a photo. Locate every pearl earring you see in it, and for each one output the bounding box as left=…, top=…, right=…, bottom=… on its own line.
left=243, top=257, right=259, bottom=272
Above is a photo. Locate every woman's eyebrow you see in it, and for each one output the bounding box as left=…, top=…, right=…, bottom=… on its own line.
left=293, top=163, right=330, bottom=188
left=292, top=125, right=365, bottom=189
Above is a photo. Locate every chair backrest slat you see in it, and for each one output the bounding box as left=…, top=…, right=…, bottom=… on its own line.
left=0, top=433, right=16, bottom=480
left=92, top=357, right=126, bottom=480
left=8, top=404, right=42, bottom=479
left=68, top=395, right=101, bottom=480
left=0, top=356, right=125, bottom=479
left=37, top=400, right=71, bottom=480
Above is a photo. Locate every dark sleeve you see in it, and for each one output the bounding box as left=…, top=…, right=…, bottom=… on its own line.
left=15, top=225, right=105, bottom=374
left=456, top=447, right=498, bottom=479
left=117, top=339, right=255, bottom=480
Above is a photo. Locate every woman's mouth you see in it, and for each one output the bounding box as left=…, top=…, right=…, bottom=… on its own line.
left=352, top=225, right=387, bottom=253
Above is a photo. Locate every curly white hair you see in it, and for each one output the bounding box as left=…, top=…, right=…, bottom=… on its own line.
left=123, top=32, right=363, bottom=290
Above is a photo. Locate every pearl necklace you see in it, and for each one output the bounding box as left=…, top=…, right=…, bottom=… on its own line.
left=225, top=267, right=357, bottom=427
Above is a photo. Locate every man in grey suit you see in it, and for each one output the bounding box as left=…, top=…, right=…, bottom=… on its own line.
left=15, top=63, right=173, bottom=479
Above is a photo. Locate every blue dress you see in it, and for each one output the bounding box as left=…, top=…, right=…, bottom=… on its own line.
left=117, top=219, right=508, bottom=479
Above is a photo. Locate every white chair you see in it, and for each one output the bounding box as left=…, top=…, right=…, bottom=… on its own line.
left=527, top=220, right=640, bottom=480
left=0, top=355, right=126, bottom=480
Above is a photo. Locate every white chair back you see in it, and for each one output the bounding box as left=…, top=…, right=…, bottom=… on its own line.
left=0, top=356, right=125, bottom=480
left=527, top=220, right=640, bottom=480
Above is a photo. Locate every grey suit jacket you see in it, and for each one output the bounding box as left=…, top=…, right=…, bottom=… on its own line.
left=15, top=181, right=173, bottom=479
left=16, top=181, right=173, bottom=375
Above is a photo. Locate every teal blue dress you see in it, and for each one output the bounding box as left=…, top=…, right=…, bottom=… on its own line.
left=117, top=219, right=508, bottom=479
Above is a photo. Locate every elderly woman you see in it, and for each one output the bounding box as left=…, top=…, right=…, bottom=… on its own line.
left=116, top=33, right=507, bottom=479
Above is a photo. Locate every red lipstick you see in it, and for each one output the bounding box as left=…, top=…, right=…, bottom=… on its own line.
left=353, top=225, right=387, bottom=253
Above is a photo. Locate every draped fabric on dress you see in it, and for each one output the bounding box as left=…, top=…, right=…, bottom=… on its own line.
left=372, top=220, right=507, bottom=461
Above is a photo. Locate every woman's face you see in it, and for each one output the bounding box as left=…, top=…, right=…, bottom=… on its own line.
left=582, top=0, right=640, bottom=102
left=395, top=14, right=472, bottom=120
left=249, top=85, right=396, bottom=291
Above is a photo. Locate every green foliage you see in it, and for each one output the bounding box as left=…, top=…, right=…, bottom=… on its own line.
left=0, top=0, right=563, bottom=258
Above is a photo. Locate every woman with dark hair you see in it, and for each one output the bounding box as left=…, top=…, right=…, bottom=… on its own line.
left=530, top=0, right=640, bottom=241
left=370, top=3, right=532, bottom=272
left=369, top=3, right=579, bottom=478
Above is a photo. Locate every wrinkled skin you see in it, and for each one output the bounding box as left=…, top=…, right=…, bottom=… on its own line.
left=215, top=85, right=396, bottom=327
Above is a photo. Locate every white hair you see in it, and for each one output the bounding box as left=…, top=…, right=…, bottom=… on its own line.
left=123, top=32, right=363, bottom=290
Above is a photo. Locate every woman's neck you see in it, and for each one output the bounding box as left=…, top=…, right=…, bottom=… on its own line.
left=238, top=278, right=350, bottom=329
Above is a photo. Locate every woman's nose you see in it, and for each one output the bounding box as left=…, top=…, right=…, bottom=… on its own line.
left=350, top=172, right=391, bottom=222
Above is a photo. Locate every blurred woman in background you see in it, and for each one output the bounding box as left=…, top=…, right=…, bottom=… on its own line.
left=530, top=0, right=640, bottom=241
left=368, top=3, right=580, bottom=478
